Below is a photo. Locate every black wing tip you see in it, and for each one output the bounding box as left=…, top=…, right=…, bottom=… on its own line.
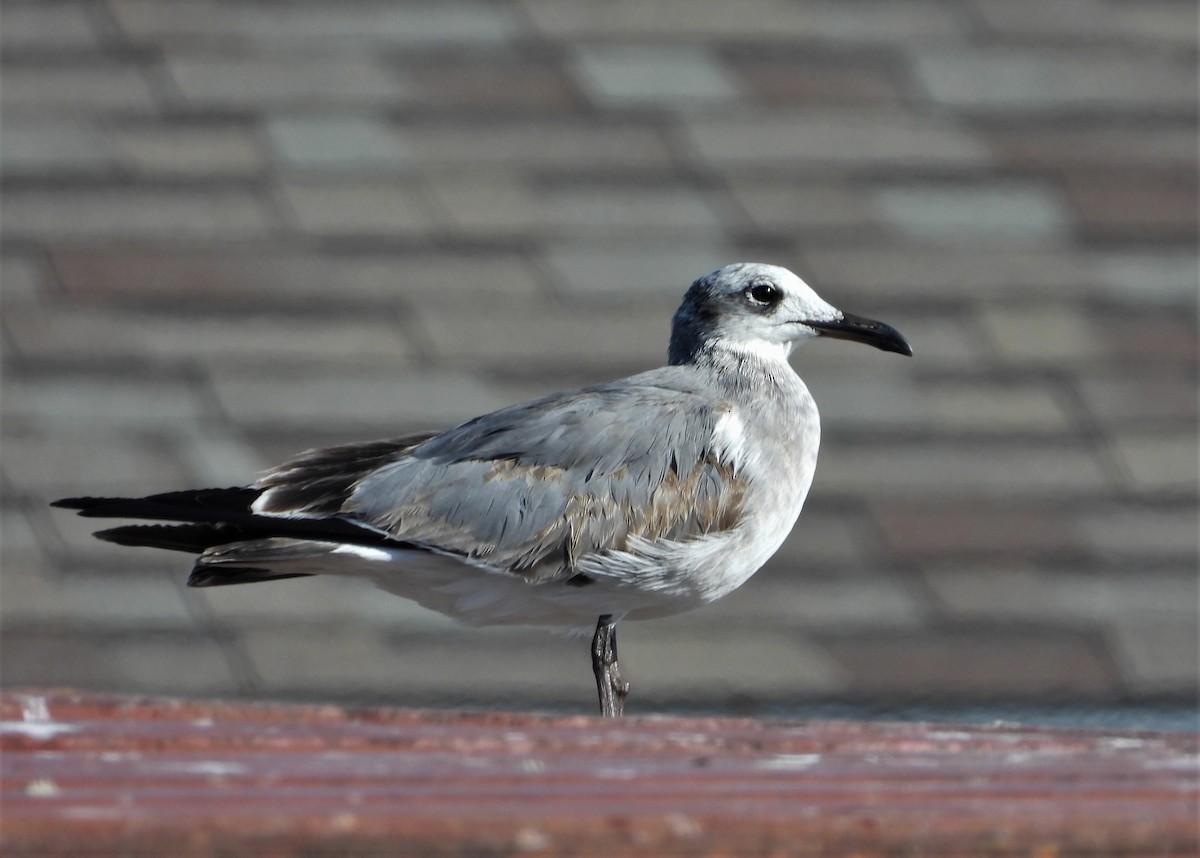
left=51, top=497, right=144, bottom=518
left=188, top=566, right=312, bottom=588
left=93, top=525, right=150, bottom=546
left=52, top=499, right=149, bottom=519
left=51, top=496, right=108, bottom=511
left=54, top=490, right=405, bottom=554
left=50, top=488, right=261, bottom=520
left=93, top=523, right=230, bottom=554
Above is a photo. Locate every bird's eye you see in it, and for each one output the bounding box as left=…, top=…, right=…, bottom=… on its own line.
left=746, top=282, right=781, bottom=307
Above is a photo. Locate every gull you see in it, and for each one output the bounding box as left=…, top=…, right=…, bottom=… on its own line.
left=54, top=263, right=911, bottom=717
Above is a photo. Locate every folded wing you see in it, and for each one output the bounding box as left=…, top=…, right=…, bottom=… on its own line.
left=256, top=371, right=746, bottom=581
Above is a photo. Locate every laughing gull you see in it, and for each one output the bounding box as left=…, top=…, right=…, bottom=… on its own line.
left=55, top=263, right=911, bottom=717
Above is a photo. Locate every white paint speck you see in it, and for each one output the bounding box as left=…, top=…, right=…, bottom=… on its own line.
left=755, top=753, right=821, bottom=771
left=665, top=732, right=710, bottom=744
left=160, top=761, right=247, bottom=777
left=514, top=826, right=551, bottom=851
left=926, top=731, right=974, bottom=742
left=1102, top=737, right=1146, bottom=750
left=666, top=813, right=703, bottom=838
left=20, top=695, right=50, bottom=722
left=25, top=778, right=60, bottom=797
left=61, top=807, right=129, bottom=821
left=0, top=721, right=78, bottom=740
left=1142, top=756, right=1200, bottom=771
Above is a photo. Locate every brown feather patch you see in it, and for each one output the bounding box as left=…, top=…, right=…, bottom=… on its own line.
left=560, top=454, right=745, bottom=570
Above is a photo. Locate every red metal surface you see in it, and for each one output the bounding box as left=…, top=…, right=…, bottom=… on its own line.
left=2, top=689, right=1197, bottom=856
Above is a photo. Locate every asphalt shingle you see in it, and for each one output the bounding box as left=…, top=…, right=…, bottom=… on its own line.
left=0, top=64, right=160, bottom=114
left=684, top=110, right=992, bottom=169
left=267, top=116, right=409, bottom=170
left=165, top=55, right=404, bottom=110
left=2, top=189, right=274, bottom=241
left=111, top=125, right=266, bottom=176
left=911, top=48, right=1197, bottom=111
left=874, top=184, right=1072, bottom=242
left=572, top=45, right=741, bottom=107
left=111, top=0, right=520, bottom=46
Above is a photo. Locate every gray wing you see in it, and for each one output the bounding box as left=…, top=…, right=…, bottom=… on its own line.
left=255, top=369, right=745, bottom=581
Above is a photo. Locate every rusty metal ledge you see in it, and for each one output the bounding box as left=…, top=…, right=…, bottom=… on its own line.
left=2, top=689, right=1196, bottom=856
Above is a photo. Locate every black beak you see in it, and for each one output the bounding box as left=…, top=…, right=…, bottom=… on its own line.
left=805, top=312, right=913, bottom=357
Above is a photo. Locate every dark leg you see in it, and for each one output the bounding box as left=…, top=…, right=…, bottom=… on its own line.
left=591, top=614, right=629, bottom=718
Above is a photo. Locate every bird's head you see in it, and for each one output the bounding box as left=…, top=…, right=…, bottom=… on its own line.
left=669, top=262, right=912, bottom=365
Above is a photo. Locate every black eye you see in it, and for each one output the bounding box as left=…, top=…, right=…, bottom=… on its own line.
left=746, top=282, right=781, bottom=307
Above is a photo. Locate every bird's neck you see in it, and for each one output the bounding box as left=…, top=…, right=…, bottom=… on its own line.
left=681, top=339, right=800, bottom=395
left=674, top=335, right=793, bottom=368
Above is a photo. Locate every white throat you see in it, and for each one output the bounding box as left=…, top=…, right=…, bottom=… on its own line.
left=717, top=338, right=796, bottom=365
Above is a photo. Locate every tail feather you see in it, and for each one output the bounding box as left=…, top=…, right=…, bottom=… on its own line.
left=189, top=537, right=345, bottom=588
left=54, top=488, right=417, bottom=590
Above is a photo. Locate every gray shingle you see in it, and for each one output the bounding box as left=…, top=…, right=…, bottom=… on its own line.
left=427, top=174, right=725, bottom=237
left=1111, top=618, right=1200, bottom=695
left=0, top=2, right=101, bottom=49
left=1107, top=431, right=1199, bottom=494
left=1076, top=506, right=1200, bottom=562
left=209, top=368, right=528, bottom=431
left=543, top=242, right=738, bottom=301
left=819, top=440, right=1111, bottom=499
left=1, top=189, right=274, bottom=240
left=523, top=0, right=965, bottom=42
left=973, top=0, right=1199, bottom=47
left=110, top=125, right=266, bottom=176
left=276, top=180, right=433, bottom=237
left=0, top=121, right=114, bottom=175
left=874, top=184, right=1072, bottom=241
left=1, top=65, right=159, bottom=114
left=911, top=49, right=1197, bottom=110
left=573, top=46, right=741, bottom=106
left=112, top=0, right=518, bottom=45
left=267, top=116, right=409, bottom=170
left=166, top=55, right=404, bottom=110
left=401, top=120, right=675, bottom=169
left=684, top=111, right=992, bottom=169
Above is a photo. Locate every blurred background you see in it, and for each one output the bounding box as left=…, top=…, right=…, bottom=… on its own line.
left=2, top=1, right=1196, bottom=728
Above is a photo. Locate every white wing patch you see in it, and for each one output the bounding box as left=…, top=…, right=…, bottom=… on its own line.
left=331, top=543, right=395, bottom=563
left=712, top=408, right=749, bottom=473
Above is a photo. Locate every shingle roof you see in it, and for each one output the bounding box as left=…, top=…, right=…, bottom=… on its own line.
left=3, top=0, right=1196, bottom=714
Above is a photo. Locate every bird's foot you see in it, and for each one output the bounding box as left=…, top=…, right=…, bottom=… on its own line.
left=592, top=614, right=629, bottom=718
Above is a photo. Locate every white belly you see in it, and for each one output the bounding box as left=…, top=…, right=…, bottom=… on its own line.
left=316, top=510, right=799, bottom=630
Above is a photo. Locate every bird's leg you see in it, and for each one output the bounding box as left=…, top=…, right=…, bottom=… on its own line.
left=591, top=614, right=629, bottom=718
